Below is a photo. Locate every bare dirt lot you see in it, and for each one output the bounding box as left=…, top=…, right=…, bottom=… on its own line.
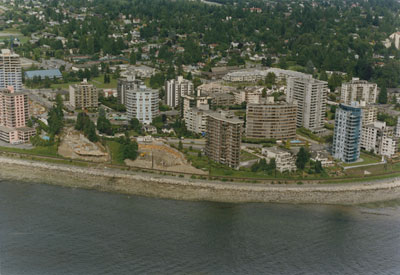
left=58, top=128, right=109, bottom=162
left=125, top=143, right=207, bottom=175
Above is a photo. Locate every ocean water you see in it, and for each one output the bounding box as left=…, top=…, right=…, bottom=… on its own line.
left=0, top=180, right=400, bottom=275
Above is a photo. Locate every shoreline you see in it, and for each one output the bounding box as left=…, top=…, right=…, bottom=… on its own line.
left=1, top=156, right=400, bottom=205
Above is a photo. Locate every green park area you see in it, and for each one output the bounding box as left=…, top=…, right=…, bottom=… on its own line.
left=51, top=74, right=118, bottom=90
left=341, top=153, right=381, bottom=167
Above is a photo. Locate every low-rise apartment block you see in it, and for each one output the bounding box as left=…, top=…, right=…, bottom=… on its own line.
left=234, top=88, right=262, bottom=105
left=210, top=92, right=236, bottom=107
left=261, top=147, right=297, bottom=172
left=361, top=121, right=397, bottom=158
left=396, top=116, right=400, bottom=138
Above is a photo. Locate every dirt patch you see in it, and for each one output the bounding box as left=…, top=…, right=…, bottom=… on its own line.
left=58, top=128, right=109, bottom=162
left=29, top=100, right=46, bottom=116
left=125, top=143, right=207, bottom=174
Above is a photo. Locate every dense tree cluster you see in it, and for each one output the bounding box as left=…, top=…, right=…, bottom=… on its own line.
left=47, top=95, right=64, bottom=135
left=99, top=96, right=126, bottom=112
left=75, top=112, right=98, bottom=142
left=251, top=158, right=276, bottom=174
left=116, top=135, right=139, bottom=161
left=7, top=0, right=400, bottom=87
left=97, top=108, right=114, bottom=135
left=296, top=147, right=310, bottom=170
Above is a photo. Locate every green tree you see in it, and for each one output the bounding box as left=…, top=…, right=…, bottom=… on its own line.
left=296, top=147, right=310, bottom=170
left=130, top=51, right=136, bottom=65
left=391, top=95, right=397, bottom=105
left=97, top=108, right=113, bottom=135
left=265, top=72, right=276, bottom=86
left=315, top=160, right=323, bottom=173
left=328, top=73, right=343, bottom=92
left=129, top=118, right=142, bottom=134
left=378, top=87, right=388, bottom=104
left=123, top=139, right=139, bottom=160
left=87, top=123, right=98, bottom=142
left=47, top=94, right=64, bottom=135
left=193, top=77, right=202, bottom=89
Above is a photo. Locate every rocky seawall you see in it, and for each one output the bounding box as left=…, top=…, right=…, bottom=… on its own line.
left=1, top=156, right=400, bottom=205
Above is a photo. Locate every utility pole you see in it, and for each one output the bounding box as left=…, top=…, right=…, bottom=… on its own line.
left=151, top=150, right=154, bottom=169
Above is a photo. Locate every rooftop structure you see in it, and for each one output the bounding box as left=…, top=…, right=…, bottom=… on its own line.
left=25, top=69, right=62, bottom=80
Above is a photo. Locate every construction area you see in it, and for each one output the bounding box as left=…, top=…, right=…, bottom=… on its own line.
left=58, top=127, right=109, bottom=162
left=125, top=142, right=207, bottom=175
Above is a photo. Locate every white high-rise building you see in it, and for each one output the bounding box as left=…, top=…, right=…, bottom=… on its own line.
left=340, top=78, right=378, bottom=105
left=184, top=105, right=210, bottom=135
left=286, top=76, right=328, bottom=131
left=332, top=103, right=363, bottom=163
left=126, top=84, right=159, bottom=124
left=0, top=49, right=22, bottom=92
left=165, top=76, right=194, bottom=108
left=361, top=121, right=397, bottom=158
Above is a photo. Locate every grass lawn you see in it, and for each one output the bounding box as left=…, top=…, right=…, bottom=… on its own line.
left=0, top=145, right=59, bottom=157
left=342, top=153, right=381, bottom=167
left=288, top=65, right=306, bottom=72
left=51, top=81, right=80, bottom=89
left=296, top=127, right=323, bottom=143
left=144, top=78, right=151, bottom=88
left=51, top=74, right=118, bottom=90
left=106, top=140, right=125, bottom=165
left=240, top=150, right=259, bottom=162
left=234, top=110, right=246, bottom=117
left=90, top=75, right=118, bottom=89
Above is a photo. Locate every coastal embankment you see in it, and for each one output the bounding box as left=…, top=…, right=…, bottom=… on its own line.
left=1, top=156, right=400, bottom=205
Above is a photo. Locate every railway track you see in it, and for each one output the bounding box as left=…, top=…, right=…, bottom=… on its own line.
left=1, top=149, right=400, bottom=184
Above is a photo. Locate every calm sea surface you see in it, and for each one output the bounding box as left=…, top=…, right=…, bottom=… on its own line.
left=0, top=180, right=400, bottom=275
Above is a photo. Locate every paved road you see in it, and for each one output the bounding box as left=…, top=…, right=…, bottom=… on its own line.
left=343, top=159, right=386, bottom=170
left=165, top=137, right=205, bottom=150
left=26, top=89, right=54, bottom=109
